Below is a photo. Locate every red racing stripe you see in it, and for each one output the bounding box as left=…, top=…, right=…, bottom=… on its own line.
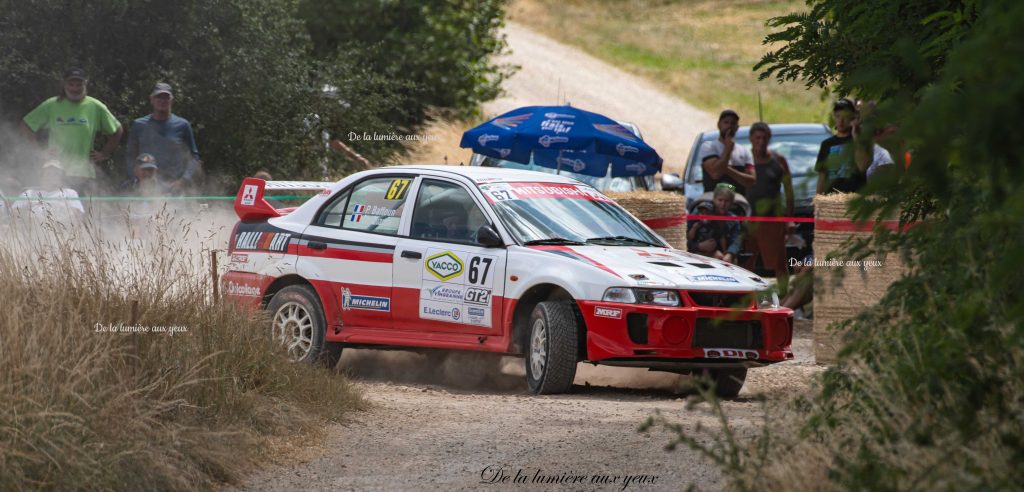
left=293, top=244, right=394, bottom=263
left=529, top=245, right=621, bottom=278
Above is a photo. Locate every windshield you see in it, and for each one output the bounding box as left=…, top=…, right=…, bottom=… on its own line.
left=479, top=182, right=665, bottom=246
left=473, top=155, right=652, bottom=192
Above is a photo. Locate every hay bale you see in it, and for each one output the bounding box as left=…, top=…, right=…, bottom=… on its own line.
left=606, top=191, right=687, bottom=248
left=813, top=193, right=905, bottom=364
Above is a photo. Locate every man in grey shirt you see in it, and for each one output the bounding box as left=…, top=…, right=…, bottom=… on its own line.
left=699, top=109, right=755, bottom=196
left=126, top=82, right=200, bottom=193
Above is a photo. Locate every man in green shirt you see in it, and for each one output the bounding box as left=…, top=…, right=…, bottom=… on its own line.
left=19, top=68, right=123, bottom=194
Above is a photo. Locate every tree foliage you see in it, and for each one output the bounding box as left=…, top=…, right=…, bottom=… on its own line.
left=299, top=0, right=511, bottom=126
left=0, top=0, right=510, bottom=187
left=660, top=1, right=1024, bottom=489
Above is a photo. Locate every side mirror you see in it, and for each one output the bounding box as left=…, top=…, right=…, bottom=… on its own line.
left=476, top=224, right=504, bottom=248
left=661, top=173, right=683, bottom=191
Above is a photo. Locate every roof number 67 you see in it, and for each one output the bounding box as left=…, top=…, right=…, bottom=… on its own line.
left=490, top=190, right=513, bottom=201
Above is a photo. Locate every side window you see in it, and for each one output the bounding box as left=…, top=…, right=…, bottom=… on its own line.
left=316, top=190, right=351, bottom=227
left=411, top=179, right=489, bottom=244
left=337, top=177, right=411, bottom=235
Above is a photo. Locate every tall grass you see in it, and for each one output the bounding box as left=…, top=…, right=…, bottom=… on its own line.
left=0, top=210, right=363, bottom=490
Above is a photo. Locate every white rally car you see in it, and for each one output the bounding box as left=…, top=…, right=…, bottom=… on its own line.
left=223, top=166, right=793, bottom=396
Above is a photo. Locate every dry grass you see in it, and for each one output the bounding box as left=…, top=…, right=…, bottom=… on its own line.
left=397, top=114, right=475, bottom=166
left=510, top=0, right=825, bottom=123
left=0, top=211, right=364, bottom=491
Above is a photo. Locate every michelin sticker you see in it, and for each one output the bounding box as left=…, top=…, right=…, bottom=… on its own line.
left=342, top=287, right=391, bottom=312
left=688, top=274, right=739, bottom=283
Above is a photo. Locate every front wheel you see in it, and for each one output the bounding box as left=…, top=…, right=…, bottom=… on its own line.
left=698, top=368, right=747, bottom=398
left=525, top=301, right=579, bottom=394
left=267, top=285, right=342, bottom=368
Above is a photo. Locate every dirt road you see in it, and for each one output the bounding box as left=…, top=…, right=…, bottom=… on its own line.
left=484, top=22, right=715, bottom=174
left=236, top=323, right=818, bottom=491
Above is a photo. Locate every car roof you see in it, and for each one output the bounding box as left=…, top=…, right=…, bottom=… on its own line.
left=700, top=123, right=831, bottom=140
left=382, top=164, right=583, bottom=185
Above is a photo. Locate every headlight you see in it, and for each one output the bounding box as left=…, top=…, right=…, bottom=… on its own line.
left=602, top=288, right=680, bottom=306
left=602, top=287, right=636, bottom=304
left=757, top=290, right=780, bottom=309
left=635, top=289, right=681, bottom=306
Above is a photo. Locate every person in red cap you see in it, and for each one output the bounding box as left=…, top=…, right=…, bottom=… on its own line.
left=19, top=67, right=124, bottom=196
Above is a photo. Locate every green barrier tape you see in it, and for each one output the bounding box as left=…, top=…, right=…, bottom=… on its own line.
left=3, top=195, right=312, bottom=202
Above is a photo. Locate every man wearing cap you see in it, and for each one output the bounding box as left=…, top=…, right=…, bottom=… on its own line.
left=119, top=153, right=162, bottom=195
left=126, top=82, right=200, bottom=193
left=699, top=109, right=756, bottom=197
left=19, top=68, right=124, bottom=195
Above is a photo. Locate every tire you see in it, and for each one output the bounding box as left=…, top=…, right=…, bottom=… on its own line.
left=525, top=301, right=579, bottom=394
left=267, top=284, right=342, bottom=368
left=698, top=368, right=747, bottom=398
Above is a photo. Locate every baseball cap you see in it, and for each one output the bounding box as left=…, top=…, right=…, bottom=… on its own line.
left=719, top=109, right=740, bottom=121
left=150, top=82, right=173, bottom=97
left=833, top=98, right=857, bottom=113
left=136, top=153, right=158, bottom=170
left=63, top=67, right=87, bottom=80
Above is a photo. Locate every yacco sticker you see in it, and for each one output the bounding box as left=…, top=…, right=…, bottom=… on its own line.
left=341, top=288, right=391, bottom=312
left=594, top=306, right=623, bottom=319
left=703, top=348, right=759, bottom=360
left=234, top=231, right=291, bottom=253
left=240, top=184, right=258, bottom=206
left=425, top=251, right=465, bottom=281
left=689, top=274, right=739, bottom=283
left=480, top=182, right=612, bottom=203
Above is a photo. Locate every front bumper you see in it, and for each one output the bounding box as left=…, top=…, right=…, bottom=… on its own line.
left=577, top=297, right=794, bottom=366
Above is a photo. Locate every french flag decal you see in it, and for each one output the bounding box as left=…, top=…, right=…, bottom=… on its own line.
left=350, top=204, right=366, bottom=222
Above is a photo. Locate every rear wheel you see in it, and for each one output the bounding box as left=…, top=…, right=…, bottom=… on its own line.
left=525, top=301, right=579, bottom=394
left=267, top=285, right=342, bottom=368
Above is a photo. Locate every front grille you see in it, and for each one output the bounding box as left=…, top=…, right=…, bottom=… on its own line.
left=688, top=292, right=751, bottom=308
left=693, top=319, right=763, bottom=349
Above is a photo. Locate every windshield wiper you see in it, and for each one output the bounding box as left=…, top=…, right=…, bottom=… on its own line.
left=586, top=236, right=662, bottom=247
left=523, top=237, right=587, bottom=246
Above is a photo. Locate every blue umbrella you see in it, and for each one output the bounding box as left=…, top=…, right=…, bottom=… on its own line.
left=459, top=105, right=662, bottom=176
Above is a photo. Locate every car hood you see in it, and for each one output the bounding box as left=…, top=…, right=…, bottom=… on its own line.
left=525, top=245, right=768, bottom=292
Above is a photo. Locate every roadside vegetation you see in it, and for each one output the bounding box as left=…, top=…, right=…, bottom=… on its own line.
left=510, top=0, right=822, bottom=123
left=647, top=1, right=1024, bottom=489
left=0, top=214, right=364, bottom=490
left=0, top=0, right=510, bottom=185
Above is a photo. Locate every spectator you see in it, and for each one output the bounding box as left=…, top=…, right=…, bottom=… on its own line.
left=699, top=109, right=755, bottom=196
left=687, top=184, right=742, bottom=264
left=19, top=68, right=124, bottom=196
left=816, top=98, right=894, bottom=193
left=745, top=122, right=794, bottom=293
left=126, top=82, right=200, bottom=193
left=11, top=160, right=85, bottom=221
left=120, top=153, right=163, bottom=196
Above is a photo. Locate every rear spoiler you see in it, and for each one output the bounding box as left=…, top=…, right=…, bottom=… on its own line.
left=234, top=178, right=331, bottom=221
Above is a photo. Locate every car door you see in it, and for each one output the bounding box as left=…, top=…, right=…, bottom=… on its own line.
left=392, top=177, right=507, bottom=335
left=299, top=174, right=415, bottom=330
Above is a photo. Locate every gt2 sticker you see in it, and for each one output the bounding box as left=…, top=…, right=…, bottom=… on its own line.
left=234, top=231, right=292, bottom=252
left=704, top=348, right=759, bottom=360
left=385, top=178, right=411, bottom=200
left=342, top=287, right=391, bottom=312
left=464, top=287, right=491, bottom=305
left=594, top=306, right=623, bottom=319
